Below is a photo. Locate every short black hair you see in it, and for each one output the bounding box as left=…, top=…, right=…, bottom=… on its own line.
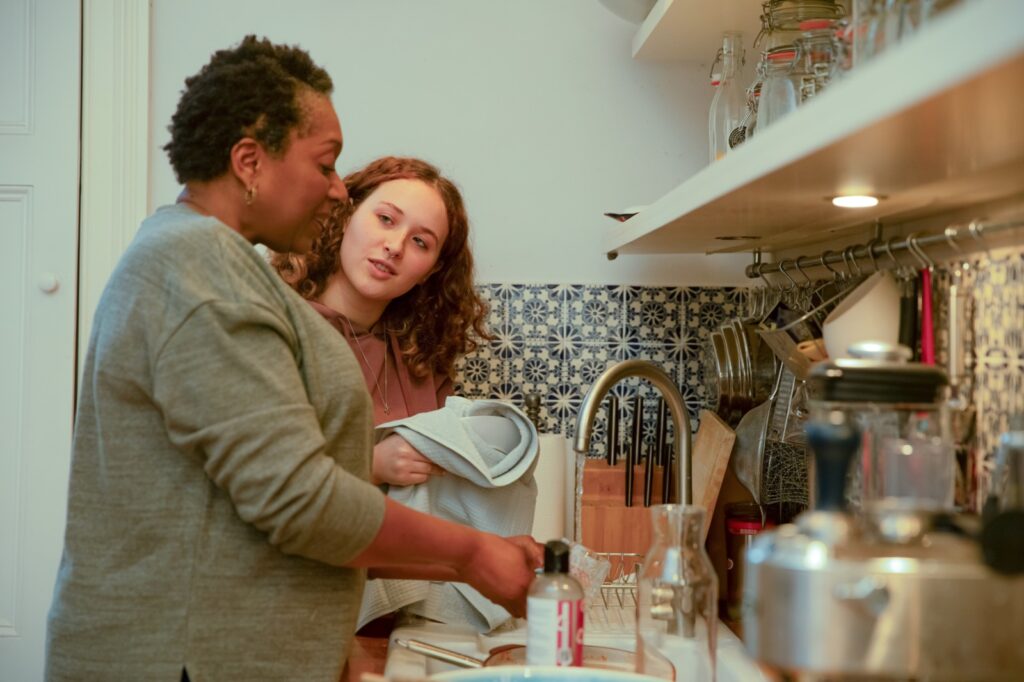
left=164, top=35, right=334, bottom=183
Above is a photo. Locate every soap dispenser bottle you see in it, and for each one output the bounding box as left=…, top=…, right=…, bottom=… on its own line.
left=526, top=540, right=584, bottom=667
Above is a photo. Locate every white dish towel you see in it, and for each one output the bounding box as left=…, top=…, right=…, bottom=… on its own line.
left=357, top=396, right=539, bottom=632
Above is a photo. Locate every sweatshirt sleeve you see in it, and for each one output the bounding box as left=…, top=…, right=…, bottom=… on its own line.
left=151, top=299, right=385, bottom=566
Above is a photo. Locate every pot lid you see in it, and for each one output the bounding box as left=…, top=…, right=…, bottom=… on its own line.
left=808, top=342, right=948, bottom=403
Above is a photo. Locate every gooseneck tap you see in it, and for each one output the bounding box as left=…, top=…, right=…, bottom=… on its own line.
left=573, top=360, right=693, bottom=505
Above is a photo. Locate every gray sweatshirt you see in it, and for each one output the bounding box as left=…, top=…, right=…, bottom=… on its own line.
left=46, top=204, right=385, bottom=681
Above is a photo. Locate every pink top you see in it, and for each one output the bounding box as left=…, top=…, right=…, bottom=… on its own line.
left=308, top=301, right=453, bottom=426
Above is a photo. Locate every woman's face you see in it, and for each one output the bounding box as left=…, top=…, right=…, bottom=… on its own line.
left=337, top=178, right=449, bottom=308
left=252, top=93, right=347, bottom=253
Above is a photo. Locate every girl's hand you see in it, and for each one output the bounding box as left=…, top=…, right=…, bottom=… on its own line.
left=372, top=434, right=445, bottom=486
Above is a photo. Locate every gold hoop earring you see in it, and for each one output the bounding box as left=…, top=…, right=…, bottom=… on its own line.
left=245, top=185, right=258, bottom=206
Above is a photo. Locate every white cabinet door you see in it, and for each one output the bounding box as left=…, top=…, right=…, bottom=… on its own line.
left=0, top=0, right=80, bottom=678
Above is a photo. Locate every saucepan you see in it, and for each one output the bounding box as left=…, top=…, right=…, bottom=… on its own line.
left=396, top=639, right=673, bottom=678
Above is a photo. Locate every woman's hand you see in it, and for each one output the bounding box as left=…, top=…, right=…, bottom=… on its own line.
left=372, top=434, right=445, bottom=486
left=458, top=534, right=543, bottom=618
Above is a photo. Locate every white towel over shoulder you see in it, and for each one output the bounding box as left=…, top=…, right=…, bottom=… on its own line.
left=357, top=396, right=539, bottom=632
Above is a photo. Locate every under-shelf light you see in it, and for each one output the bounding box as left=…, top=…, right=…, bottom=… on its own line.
left=831, top=194, right=880, bottom=208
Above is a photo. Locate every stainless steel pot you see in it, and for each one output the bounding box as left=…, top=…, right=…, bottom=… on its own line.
left=743, top=418, right=1024, bottom=680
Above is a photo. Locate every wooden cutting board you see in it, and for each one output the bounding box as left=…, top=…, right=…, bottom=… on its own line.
left=691, top=409, right=736, bottom=543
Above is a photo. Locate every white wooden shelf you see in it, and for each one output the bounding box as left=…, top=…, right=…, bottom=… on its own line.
left=609, top=0, right=1024, bottom=256
left=633, top=0, right=764, bottom=63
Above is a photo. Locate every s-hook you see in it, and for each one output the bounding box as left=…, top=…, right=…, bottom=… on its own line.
left=778, top=258, right=799, bottom=291
left=819, top=250, right=842, bottom=280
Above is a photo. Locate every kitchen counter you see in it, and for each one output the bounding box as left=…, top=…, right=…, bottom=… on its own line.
left=343, top=619, right=748, bottom=674
left=382, top=608, right=768, bottom=681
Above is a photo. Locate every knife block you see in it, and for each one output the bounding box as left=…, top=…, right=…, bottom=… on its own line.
left=579, top=460, right=664, bottom=557
left=577, top=410, right=736, bottom=567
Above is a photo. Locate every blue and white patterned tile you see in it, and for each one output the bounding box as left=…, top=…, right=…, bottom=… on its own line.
left=463, top=283, right=750, bottom=438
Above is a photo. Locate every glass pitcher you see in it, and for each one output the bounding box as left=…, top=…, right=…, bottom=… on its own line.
left=635, top=505, right=717, bottom=681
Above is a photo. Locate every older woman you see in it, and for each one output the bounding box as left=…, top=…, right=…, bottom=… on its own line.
left=45, top=36, right=539, bottom=682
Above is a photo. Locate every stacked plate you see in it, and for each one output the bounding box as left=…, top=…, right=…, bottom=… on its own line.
left=705, top=316, right=777, bottom=426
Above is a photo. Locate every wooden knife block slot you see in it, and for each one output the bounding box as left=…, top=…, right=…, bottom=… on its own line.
left=579, top=460, right=663, bottom=557
left=581, top=460, right=669, bottom=507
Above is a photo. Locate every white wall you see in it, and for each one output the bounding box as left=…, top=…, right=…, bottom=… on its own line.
left=150, top=0, right=751, bottom=286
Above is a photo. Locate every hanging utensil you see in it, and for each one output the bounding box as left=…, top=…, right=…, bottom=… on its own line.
left=757, top=285, right=853, bottom=378
left=732, top=363, right=785, bottom=512
left=882, top=236, right=919, bottom=357
left=920, top=268, right=935, bottom=364
left=908, top=234, right=936, bottom=365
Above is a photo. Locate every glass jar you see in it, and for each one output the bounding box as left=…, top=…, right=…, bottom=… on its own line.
left=757, top=0, right=846, bottom=50
left=724, top=502, right=775, bottom=622
left=850, top=0, right=884, bottom=66
left=755, top=47, right=800, bottom=132
left=635, top=505, right=717, bottom=681
left=805, top=343, right=954, bottom=512
left=794, top=18, right=841, bottom=101
left=708, top=31, right=746, bottom=163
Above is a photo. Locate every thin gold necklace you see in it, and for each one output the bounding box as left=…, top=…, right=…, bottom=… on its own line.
left=341, top=314, right=390, bottom=415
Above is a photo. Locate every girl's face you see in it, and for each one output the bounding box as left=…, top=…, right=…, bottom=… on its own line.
left=251, top=93, right=347, bottom=253
left=337, top=178, right=449, bottom=309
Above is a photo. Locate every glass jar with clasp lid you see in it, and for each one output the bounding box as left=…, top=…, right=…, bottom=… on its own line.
left=793, top=18, right=842, bottom=101
left=756, top=0, right=846, bottom=51
left=755, top=47, right=801, bottom=132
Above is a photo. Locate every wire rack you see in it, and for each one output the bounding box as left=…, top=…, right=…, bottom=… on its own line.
left=585, top=551, right=642, bottom=634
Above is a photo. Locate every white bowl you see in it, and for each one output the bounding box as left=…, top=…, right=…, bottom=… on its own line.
left=822, top=271, right=901, bottom=359
left=430, top=666, right=665, bottom=681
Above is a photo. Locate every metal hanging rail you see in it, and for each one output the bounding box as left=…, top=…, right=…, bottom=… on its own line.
left=744, top=218, right=1024, bottom=279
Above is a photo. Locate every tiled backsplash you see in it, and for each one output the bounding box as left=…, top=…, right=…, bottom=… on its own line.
left=458, top=250, right=1022, bottom=504
left=454, top=284, right=743, bottom=456
left=962, top=249, right=1024, bottom=501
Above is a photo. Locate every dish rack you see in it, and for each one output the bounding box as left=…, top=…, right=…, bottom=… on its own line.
left=585, top=551, right=642, bottom=634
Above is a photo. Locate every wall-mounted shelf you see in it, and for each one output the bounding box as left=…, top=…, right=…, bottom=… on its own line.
left=633, top=0, right=763, bottom=63
left=609, top=0, right=1024, bottom=256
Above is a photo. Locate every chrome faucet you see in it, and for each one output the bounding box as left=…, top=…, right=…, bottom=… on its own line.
left=573, top=359, right=693, bottom=505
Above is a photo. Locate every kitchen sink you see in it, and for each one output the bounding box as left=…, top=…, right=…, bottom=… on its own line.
left=383, top=605, right=768, bottom=681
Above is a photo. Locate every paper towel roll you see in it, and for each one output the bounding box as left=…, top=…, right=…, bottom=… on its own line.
left=531, top=434, right=569, bottom=542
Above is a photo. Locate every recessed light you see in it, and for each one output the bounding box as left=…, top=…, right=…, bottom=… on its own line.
left=831, top=194, right=880, bottom=208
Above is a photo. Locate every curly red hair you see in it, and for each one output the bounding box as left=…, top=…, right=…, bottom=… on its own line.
left=272, top=156, right=490, bottom=379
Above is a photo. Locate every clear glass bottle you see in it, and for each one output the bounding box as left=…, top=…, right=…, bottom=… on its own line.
left=708, top=31, right=746, bottom=163
left=636, top=505, right=717, bottom=681
left=755, top=47, right=800, bottom=132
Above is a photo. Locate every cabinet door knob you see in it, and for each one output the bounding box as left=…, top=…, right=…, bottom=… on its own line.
left=38, top=273, right=60, bottom=294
